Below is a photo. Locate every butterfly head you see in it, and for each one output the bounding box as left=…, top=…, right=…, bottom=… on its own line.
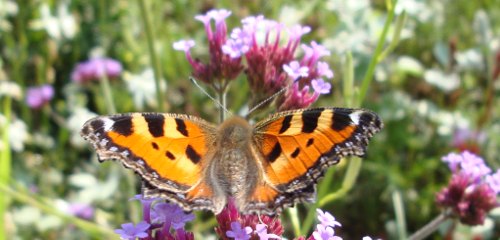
left=217, top=117, right=253, bottom=148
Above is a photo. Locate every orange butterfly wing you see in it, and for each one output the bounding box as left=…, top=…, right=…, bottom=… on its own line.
left=80, top=113, right=218, bottom=211
left=248, top=108, right=383, bottom=212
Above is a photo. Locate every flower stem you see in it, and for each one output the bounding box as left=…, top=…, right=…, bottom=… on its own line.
left=138, top=0, right=165, bottom=112
left=408, top=211, right=450, bottom=240
left=358, top=0, right=399, bottom=104
left=99, top=74, right=116, bottom=114
left=0, top=96, right=12, bottom=240
left=0, top=183, right=117, bottom=239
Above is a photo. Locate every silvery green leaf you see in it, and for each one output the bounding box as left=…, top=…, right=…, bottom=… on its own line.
left=424, top=69, right=460, bottom=92
left=396, top=56, right=424, bottom=76
left=69, top=173, right=97, bottom=188
left=433, top=41, right=450, bottom=67
left=473, top=10, right=492, bottom=45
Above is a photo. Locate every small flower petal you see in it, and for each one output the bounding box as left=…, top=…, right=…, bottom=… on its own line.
left=283, top=61, right=309, bottom=79
left=311, top=79, right=332, bottom=95
left=173, top=40, right=196, bottom=52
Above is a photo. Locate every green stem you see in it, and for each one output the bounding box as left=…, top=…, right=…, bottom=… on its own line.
left=392, top=190, right=408, bottom=239
left=0, top=97, right=12, bottom=240
left=358, top=0, right=399, bottom=104
left=408, top=210, right=451, bottom=240
left=319, top=157, right=362, bottom=206
left=0, top=183, right=117, bottom=239
left=99, top=74, right=116, bottom=114
left=287, top=207, right=301, bottom=237
left=138, top=0, right=165, bottom=112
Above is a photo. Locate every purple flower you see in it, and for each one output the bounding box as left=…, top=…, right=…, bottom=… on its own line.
left=222, top=28, right=252, bottom=58
left=485, top=170, right=500, bottom=194
left=215, top=199, right=283, bottom=239
left=25, top=84, right=54, bottom=109
left=442, top=151, right=491, bottom=182
left=151, top=202, right=194, bottom=229
left=279, top=83, right=318, bottom=111
left=301, top=41, right=330, bottom=65
left=316, top=209, right=341, bottom=228
left=255, top=224, right=281, bottom=240
left=437, top=152, right=499, bottom=226
left=226, top=221, right=252, bottom=240
left=114, top=221, right=150, bottom=240
left=312, top=224, right=342, bottom=240
left=176, top=9, right=243, bottom=84
left=316, top=61, right=334, bottom=78
left=311, top=79, right=332, bottom=94
left=175, top=9, right=335, bottom=112
left=130, top=194, right=161, bottom=223
left=67, top=203, right=94, bottom=220
left=71, top=58, right=122, bottom=84
left=283, top=61, right=310, bottom=80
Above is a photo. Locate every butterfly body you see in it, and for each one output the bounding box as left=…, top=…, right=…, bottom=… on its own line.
left=81, top=108, right=382, bottom=215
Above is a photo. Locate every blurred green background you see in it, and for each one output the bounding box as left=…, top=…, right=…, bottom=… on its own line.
left=0, top=0, right=499, bottom=239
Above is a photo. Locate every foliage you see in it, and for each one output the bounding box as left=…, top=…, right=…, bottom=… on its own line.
left=0, top=0, right=499, bottom=239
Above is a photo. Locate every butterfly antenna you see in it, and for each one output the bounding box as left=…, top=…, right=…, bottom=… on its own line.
left=190, top=77, right=232, bottom=117
left=247, top=78, right=300, bottom=115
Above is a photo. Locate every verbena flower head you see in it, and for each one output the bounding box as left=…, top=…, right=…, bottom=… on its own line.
left=316, top=209, right=341, bottom=228
left=173, top=8, right=334, bottom=112
left=25, top=84, right=54, bottom=109
left=173, top=9, right=243, bottom=84
left=436, top=151, right=499, bottom=225
left=114, top=221, right=150, bottom=240
left=117, top=194, right=195, bottom=239
left=71, top=58, right=122, bottom=84
left=215, top=198, right=283, bottom=240
left=226, top=221, right=252, bottom=240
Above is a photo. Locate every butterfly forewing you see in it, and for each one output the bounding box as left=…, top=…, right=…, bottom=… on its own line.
left=252, top=107, right=382, bottom=195
left=80, top=113, right=219, bottom=210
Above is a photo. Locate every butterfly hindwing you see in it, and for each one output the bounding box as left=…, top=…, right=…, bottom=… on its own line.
left=80, top=113, right=218, bottom=211
left=248, top=107, right=382, bottom=212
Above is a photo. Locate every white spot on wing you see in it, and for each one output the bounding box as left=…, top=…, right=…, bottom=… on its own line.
left=102, top=118, right=115, bottom=131
left=349, top=111, right=362, bottom=125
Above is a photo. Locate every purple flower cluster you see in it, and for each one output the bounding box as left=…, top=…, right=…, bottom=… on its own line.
left=71, top=58, right=122, bottom=84
left=25, top=84, right=54, bottom=109
left=114, top=194, right=194, bottom=240
left=173, top=9, right=334, bottom=111
left=436, top=151, right=499, bottom=225
left=310, top=209, right=342, bottom=240
left=215, top=198, right=283, bottom=240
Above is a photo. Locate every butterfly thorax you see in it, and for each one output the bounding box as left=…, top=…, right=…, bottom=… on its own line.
left=205, top=117, right=260, bottom=211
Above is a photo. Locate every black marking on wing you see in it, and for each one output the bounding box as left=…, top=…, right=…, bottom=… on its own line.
left=151, top=142, right=159, bottom=150
left=175, top=118, right=189, bottom=137
left=301, top=109, right=322, bottom=133
left=185, top=145, right=201, bottom=164
left=279, top=115, right=293, bottom=134
left=144, top=114, right=165, bottom=137
left=110, top=115, right=133, bottom=136
left=267, top=142, right=282, bottom=163
left=331, top=109, right=353, bottom=131
left=166, top=151, right=175, bottom=160
left=291, top=148, right=300, bottom=158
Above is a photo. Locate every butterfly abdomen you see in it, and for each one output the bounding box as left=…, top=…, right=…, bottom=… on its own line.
left=205, top=117, right=260, bottom=211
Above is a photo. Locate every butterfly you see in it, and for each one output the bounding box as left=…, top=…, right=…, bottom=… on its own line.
left=80, top=107, right=382, bottom=215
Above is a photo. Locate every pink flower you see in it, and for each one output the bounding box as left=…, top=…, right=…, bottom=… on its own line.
left=25, top=84, right=54, bottom=109
left=436, top=151, right=499, bottom=226
left=71, top=58, right=122, bottom=84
